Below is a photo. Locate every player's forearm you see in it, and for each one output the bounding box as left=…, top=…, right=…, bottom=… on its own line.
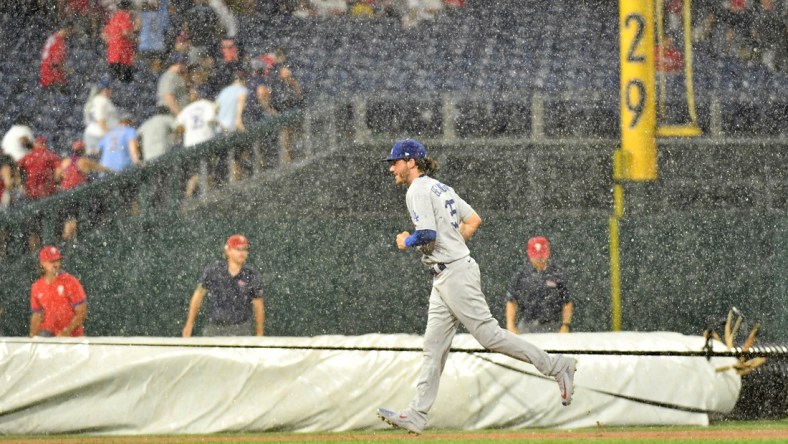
left=459, top=212, right=482, bottom=240
left=404, top=230, right=436, bottom=247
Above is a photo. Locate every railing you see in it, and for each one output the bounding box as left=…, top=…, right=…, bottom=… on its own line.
left=328, top=90, right=788, bottom=142
left=2, top=88, right=786, bottom=260
left=0, top=108, right=343, bottom=260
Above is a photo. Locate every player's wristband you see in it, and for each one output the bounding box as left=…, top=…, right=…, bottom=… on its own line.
left=405, top=229, right=437, bottom=247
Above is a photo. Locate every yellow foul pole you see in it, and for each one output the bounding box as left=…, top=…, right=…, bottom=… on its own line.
left=612, top=0, right=657, bottom=331
left=619, top=0, right=657, bottom=181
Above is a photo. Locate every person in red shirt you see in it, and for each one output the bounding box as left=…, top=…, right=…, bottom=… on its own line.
left=58, top=0, right=89, bottom=17
left=40, top=19, right=75, bottom=90
left=102, top=0, right=137, bottom=83
left=56, top=140, right=111, bottom=241
left=655, top=36, right=685, bottom=74
left=18, top=136, right=61, bottom=201
left=58, top=139, right=110, bottom=191
left=29, top=246, right=87, bottom=337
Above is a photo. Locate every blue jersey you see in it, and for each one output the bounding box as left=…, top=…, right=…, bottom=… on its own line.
left=98, top=125, right=137, bottom=171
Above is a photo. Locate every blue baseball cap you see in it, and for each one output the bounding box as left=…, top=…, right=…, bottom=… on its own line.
left=383, top=139, right=427, bottom=162
left=170, top=52, right=187, bottom=65
left=96, top=76, right=111, bottom=90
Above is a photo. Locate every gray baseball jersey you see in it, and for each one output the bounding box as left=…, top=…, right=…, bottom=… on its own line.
left=398, top=174, right=572, bottom=427
left=406, top=175, right=473, bottom=266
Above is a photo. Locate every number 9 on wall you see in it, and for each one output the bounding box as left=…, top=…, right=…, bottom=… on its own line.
left=619, top=0, right=657, bottom=181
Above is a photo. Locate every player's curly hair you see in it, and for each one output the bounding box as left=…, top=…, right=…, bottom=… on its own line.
left=415, top=157, right=439, bottom=176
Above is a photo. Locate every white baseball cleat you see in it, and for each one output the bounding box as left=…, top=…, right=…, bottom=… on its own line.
left=376, top=407, right=424, bottom=435
left=556, top=356, right=577, bottom=406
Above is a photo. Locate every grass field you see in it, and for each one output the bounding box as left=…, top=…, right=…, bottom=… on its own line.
left=3, top=420, right=787, bottom=444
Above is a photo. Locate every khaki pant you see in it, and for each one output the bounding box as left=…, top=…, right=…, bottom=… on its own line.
left=202, top=321, right=253, bottom=337
left=518, top=319, right=561, bottom=334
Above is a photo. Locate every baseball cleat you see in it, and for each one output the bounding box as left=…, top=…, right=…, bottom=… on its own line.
left=556, top=356, right=577, bottom=406
left=377, top=407, right=423, bottom=435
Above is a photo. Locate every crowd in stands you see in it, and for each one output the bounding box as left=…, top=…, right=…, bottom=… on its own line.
left=692, top=0, right=787, bottom=73
left=291, top=0, right=464, bottom=28
left=0, top=0, right=471, bottom=217
left=0, top=0, right=786, bottom=249
left=1, top=0, right=319, bottom=223
left=0, top=0, right=307, bottom=252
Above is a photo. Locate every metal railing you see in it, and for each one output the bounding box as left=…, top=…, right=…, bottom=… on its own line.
left=312, top=89, right=787, bottom=144
left=0, top=107, right=345, bottom=260
left=2, top=88, right=786, bottom=259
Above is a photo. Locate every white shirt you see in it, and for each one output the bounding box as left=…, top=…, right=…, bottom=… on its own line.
left=177, top=99, right=218, bottom=148
left=137, top=113, right=177, bottom=161
left=85, top=94, right=119, bottom=138
left=209, top=0, right=238, bottom=37
left=312, top=0, right=348, bottom=17
left=1, top=124, right=34, bottom=161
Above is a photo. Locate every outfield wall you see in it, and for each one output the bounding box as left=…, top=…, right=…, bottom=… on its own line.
left=0, top=142, right=787, bottom=339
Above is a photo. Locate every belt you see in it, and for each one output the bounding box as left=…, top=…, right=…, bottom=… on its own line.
left=209, top=319, right=248, bottom=326
left=428, top=263, right=447, bottom=276
left=428, top=256, right=472, bottom=276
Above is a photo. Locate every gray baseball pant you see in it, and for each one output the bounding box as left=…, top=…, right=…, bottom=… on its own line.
left=407, top=256, right=563, bottom=423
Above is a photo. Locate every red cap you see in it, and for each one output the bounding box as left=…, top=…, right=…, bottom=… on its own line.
left=34, top=136, right=47, bottom=146
left=39, top=245, right=62, bottom=262
left=225, top=234, right=249, bottom=250
left=176, top=32, right=190, bottom=43
left=526, top=236, right=550, bottom=259
left=72, top=140, right=85, bottom=152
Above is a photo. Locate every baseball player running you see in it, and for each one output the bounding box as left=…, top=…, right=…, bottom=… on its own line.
left=377, top=139, right=576, bottom=435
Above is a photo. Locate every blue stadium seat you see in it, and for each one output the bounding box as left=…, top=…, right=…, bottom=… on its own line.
left=0, top=1, right=784, bottom=143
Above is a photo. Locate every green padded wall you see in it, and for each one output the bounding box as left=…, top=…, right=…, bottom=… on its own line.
left=1, top=142, right=786, bottom=340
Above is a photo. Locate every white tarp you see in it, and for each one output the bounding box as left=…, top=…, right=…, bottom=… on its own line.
left=0, top=332, right=740, bottom=435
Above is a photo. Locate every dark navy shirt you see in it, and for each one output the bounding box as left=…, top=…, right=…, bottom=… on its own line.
left=244, top=74, right=269, bottom=125
left=199, top=260, right=264, bottom=325
left=505, top=260, right=571, bottom=323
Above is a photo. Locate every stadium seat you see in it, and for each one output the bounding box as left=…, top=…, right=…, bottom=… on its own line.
left=0, top=2, right=785, bottom=147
